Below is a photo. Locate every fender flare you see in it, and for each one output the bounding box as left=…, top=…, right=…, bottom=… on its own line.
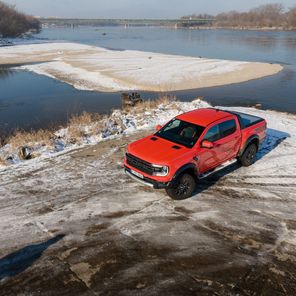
left=239, top=135, right=259, bottom=157
left=170, top=163, right=199, bottom=187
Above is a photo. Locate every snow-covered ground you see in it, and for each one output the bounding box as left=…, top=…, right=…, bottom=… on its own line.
left=0, top=42, right=282, bottom=92
left=0, top=100, right=295, bottom=295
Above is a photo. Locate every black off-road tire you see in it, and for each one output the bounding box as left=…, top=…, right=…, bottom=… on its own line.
left=240, top=143, right=258, bottom=167
left=166, top=173, right=196, bottom=200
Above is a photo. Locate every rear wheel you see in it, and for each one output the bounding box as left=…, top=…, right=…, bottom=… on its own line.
left=240, top=143, right=257, bottom=167
left=166, top=173, right=196, bottom=200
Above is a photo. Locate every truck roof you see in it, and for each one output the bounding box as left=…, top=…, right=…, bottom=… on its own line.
left=176, top=108, right=232, bottom=127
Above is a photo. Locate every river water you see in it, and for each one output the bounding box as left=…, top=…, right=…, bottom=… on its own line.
left=0, top=26, right=296, bottom=135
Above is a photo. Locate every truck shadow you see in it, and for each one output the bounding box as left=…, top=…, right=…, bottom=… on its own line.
left=193, top=128, right=290, bottom=196
left=0, top=234, right=64, bottom=280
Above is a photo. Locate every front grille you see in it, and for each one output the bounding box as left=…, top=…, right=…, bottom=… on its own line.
left=126, top=153, right=154, bottom=175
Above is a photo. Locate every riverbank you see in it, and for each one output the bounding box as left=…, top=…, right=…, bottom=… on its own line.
left=0, top=97, right=295, bottom=170
left=0, top=42, right=282, bottom=93
left=0, top=97, right=204, bottom=166
left=187, top=26, right=296, bottom=31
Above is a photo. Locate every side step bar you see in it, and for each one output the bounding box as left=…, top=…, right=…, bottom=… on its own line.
left=199, top=158, right=238, bottom=179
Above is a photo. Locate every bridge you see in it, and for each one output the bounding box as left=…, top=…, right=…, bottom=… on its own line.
left=41, top=18, right=214, bottom=28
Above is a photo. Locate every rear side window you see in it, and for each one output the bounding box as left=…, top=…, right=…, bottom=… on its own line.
left=219, top=119, right=236, bottom=138
left=203, top=124, right=220, bottom=142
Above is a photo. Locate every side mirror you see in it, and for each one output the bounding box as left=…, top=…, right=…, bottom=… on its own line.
left=156, top=124, right=162, bottom=131
left=201, top=140, right=214, bottom=149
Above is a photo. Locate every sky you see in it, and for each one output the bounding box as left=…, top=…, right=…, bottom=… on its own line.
left=3, top=0, right=296, bottom=18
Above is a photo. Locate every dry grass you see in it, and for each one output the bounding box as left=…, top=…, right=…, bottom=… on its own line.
left=68, top=111, right=93, bottom=139
left=68, top=111, right=104, bottom=140
left=68, top=111, right=94, bottom=127
left=4, top=111, right=105, bottom=151
left=8, top=129, right=53, bottom=149
left=0, top=157, right=6, bottom=166
left=66, top=97, right=174, bottom=139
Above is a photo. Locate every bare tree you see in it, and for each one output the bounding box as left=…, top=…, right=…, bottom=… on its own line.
left=250, top=3, right=284, bottom=27
left=0, top=1, right=40, bottom=38
left=287, top=6, right=296, bottom=27
left=201, top=3, right=295, bottom=29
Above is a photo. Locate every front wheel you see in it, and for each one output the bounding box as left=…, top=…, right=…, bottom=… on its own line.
left=239, top=143, right=258, bottom=167
left=166, top=173, right=196, bottom=200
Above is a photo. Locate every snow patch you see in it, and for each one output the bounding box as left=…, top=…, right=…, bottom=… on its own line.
left=0, top=42, right=281, bottom=93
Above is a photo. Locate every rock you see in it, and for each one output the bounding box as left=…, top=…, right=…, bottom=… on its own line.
left=54, top=139, right=66, bottom=152
left=121, top=92, right=143, bottom=109
left=20, top=146, right=33, bottom=160
left=255, top=103, right=262, bottom=109
left=136, top=283, right=146, bottom=289
left=6, top=155, right=20, bottom=164
left=69, top=138, right=77, bottom=145
left=0, top=39, right=13, bottom=47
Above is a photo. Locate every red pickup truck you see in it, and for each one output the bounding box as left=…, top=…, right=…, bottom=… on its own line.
left=124, top=108, right=266, bottom=200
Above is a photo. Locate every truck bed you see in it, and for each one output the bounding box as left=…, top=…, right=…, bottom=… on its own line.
left=226, top=110, right=265, bottom=130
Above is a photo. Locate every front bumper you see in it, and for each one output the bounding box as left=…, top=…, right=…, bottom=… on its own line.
left=124, top=167, right=169, bottom=189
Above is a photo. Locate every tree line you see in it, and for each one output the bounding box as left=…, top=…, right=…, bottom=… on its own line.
left=181, top=4, right=296, bottom=29
left=0, top=1, right=41, bottom=38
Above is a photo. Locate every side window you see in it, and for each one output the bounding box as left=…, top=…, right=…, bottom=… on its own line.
left=203, top=124, right=220, bottom=142
left=219, top=119, right=236, bottom=138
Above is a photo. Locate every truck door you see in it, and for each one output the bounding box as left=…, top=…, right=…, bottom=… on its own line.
left=197, top=118, right=240, bottom=173
left=198, top=123, right=225, bottom=173
left=218, top=119, right=241, bottom=161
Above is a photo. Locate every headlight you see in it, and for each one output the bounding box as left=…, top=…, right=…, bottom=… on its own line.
left=152, top=164, right=169, bottom=176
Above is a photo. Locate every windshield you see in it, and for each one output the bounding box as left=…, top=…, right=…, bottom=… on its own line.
left=156, top=119, right=205, bottom=148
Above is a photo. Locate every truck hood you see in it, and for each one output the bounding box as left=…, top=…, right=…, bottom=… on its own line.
left=127, top=135, right=189, bottom=164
